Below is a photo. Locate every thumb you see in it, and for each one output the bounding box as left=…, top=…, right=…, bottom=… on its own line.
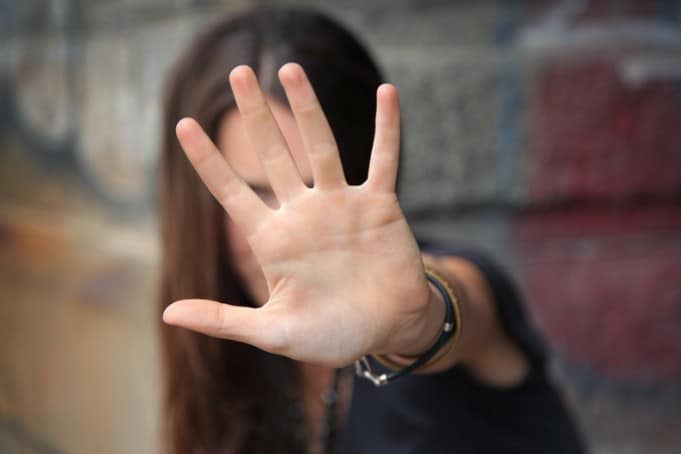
left=163, top=299, right=284, bottom=353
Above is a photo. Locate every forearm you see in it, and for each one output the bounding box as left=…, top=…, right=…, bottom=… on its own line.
left=383, top=254, right=530, bottom=382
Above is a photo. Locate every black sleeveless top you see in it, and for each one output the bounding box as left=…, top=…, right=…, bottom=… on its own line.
left=337, top=240, right=587, bottom=454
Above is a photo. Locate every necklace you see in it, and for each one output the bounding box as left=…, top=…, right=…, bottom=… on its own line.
left=319, top=367, right=343, bottom=454
left=303, top=365, right=355, bottom=454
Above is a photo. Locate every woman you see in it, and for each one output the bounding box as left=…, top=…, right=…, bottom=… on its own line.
left=158, top=7, right=586, bottom=454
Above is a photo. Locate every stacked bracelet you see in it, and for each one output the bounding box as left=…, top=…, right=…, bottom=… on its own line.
left=354, top=268, right=462, bottom=387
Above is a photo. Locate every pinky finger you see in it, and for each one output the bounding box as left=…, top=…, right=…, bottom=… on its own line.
left=176, top=118, right=269, bottom=235
left=366, top=84, right=401, bottom=193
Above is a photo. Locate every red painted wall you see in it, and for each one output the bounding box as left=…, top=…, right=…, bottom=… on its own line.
left=512, top=51, right=681, bottom=382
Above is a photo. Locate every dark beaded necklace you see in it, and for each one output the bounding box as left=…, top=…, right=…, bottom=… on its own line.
left=319, top=367, right=344, bottom=454
left=295, top=366, right=349, bottom=454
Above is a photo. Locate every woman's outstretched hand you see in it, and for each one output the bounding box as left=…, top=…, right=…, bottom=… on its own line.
left=163, top=63, right=440, bottom=367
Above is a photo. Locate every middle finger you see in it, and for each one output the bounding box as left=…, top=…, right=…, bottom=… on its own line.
left=229, top=65, right=307, bottom=204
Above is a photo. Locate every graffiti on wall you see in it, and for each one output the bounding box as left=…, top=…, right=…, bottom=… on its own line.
left=509, top=0, right=681, bottom=384
left=0, top=0, right=171, bottom=213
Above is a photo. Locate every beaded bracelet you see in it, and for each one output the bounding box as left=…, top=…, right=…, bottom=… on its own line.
left=354, top=268, right=462, bottom=386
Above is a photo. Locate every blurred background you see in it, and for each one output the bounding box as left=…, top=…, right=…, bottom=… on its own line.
left=1, top=0, right=680, bottom=453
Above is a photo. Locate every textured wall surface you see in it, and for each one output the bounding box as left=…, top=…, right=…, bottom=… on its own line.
left=1, top=1, right=680, bottom=453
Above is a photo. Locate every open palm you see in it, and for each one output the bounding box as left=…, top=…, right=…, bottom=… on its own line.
left=163, top=64, right=432, bottom=367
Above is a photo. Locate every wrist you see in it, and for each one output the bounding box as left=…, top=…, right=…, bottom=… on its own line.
left=389, top=281, right=446, bottom=357
left=356, top=268, right=462, bottom=385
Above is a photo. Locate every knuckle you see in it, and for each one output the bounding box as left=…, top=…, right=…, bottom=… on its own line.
left=262, top=143, right=288, bottom=160
left=217, top=179, right=243, bottom=207
left=214, top=304, right=231, bottom=336
left=241, top=103, right=269, bottom=121
left=296, top=101, right=319, bottom=118
left=310, top=141, right=337, bottom=156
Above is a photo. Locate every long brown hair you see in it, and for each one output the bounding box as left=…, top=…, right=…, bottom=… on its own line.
left=158, top=7, right=384, bottom=453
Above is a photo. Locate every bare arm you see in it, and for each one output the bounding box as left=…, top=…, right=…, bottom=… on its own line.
left=408, top=253, right=530, bottom=386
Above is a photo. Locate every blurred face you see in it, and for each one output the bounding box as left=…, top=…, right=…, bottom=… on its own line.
left=216, top=98, right=313, bottom=305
